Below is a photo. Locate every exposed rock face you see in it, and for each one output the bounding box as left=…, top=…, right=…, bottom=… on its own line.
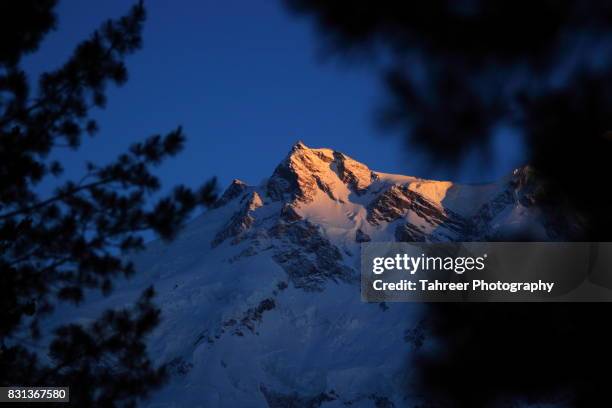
left=469, top=165, right=581, bottom=240
left=331, top=151, right=374, bottom=194
left=355, top=228, right=371, bottom=243
left=394, top=223, right=428, bottom=242
left=367, top=185, right=467, bottom=235
left=211, top=191, right=263, bottom=247
left=121, top=142, right=578, bottom=407
left=212, top=178, right=248, bottom=208
left=367, top=185, right=431, bottom=225
left=266, top=141, right=375, bottom=204
left=193, top=297, right=278, bottom=347
left=269, top=220, right=354, bottom=290
left=213, top=144, right=569, bottom=277
left=280, top=203, right=302, bottom=222
left=266, top=141, right=323, bottom=203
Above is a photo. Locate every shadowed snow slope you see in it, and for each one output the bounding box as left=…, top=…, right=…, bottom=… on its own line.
left=79, top=142, right=574, bottom=407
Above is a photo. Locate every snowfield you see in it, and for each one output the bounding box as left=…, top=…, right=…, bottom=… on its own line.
left=59, top=142, right=573, bottom=407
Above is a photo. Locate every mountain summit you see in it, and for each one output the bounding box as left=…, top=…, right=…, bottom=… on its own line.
left=214, top=141, right=558, bottom=249
left=266, top=141, right=375, bottom=203
left=85, top=143, right=573, bottom=407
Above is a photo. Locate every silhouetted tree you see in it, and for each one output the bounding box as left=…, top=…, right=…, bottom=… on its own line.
left=287, top=0, right=612, bottom=239
left=0, top=2, right=216, bottom=406
left=286, top=1, right=612, bottom=407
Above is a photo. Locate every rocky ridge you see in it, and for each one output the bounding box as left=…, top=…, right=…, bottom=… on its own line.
left=120, top=141, right=577, bottom=407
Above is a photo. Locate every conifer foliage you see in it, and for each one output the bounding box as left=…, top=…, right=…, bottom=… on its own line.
left=0, top=2, right=216, bottom=405
left=286, top=2, right=612, bottom=406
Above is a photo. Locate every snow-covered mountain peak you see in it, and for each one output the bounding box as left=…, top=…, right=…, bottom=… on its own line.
left=265, top=141, right=376, bottom=205
left=291, top=139, right=309, bottom=151
left=212, top=178, right=248, bottom=209
left=110, top=143, right=581, bottom=407
left=209, top=143, right=570, bottom=252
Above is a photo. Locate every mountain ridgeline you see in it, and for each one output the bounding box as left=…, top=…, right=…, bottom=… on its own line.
left=114, top=142, right=576, bottom=406
left=210, top=141, right=571, bottom=290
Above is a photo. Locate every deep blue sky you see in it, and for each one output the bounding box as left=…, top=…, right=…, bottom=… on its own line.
left=23, top=0, right=525, bottom=197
